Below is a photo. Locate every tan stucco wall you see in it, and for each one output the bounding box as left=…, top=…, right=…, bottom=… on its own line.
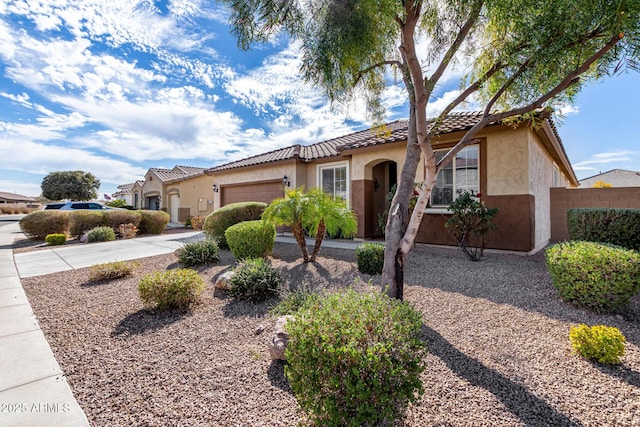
left=174, top=175, right=216, bottom=219
left=484, top=127, right=530, bottom=196
left=349, top=143, right=421, bottom=181
left=141, top=174, right=163, bottom=208
left=528, top=132, right=555, bottom=249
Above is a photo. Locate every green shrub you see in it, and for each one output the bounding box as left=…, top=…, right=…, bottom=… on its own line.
left=45, top=233, right=66, bottom=246
left=139, top=210, right=170, bottom=234
left=88, top=260, right=139, bottom=282
left=176, top=239, right=220, bottom=267
left=545, top=241, right=640, bottom=313
left=569, top=324, right=626, bottom=364
left=203, top=202, right=267, bottom=248
left=568, top=208, right=640, bottom=251
left=225, top=220, right=275, bottom=260
left=87, top=226, right=116, bottom=242
left=446, top=191, right=499, bottom=261
left=270, top=287, right=319, bottom=316
left=355, top=243, right=385, bottom=275
left=138, top=268, right=206, bottom=309
left=285, top=289, right=427, bottom=427
left=104, top=210, right=141, bottom=232
left=19, top=211, right=70, bottom=240
left=229, top=258, right=283, bottom=302
left=69, top=210, right=106, bottom=237
left=105, top=199, right=127, bottom=208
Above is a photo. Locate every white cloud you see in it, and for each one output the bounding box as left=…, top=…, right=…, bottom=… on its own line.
left=572, top=150, right=640, bottom=178
left=556, top=104, right=580, bottom=116
left=0, top=180, right=42, bottom=198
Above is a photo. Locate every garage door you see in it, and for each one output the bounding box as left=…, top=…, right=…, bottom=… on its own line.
left=221, top=181, right=284, bottom=206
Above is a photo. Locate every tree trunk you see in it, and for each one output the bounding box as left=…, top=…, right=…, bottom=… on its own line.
left=291, top=221, right=309, bottom=262
left=309, top=219, right=326, bottom=262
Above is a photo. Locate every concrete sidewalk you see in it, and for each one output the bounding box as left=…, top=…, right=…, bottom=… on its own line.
left=0, top=221, right=90, bottom=427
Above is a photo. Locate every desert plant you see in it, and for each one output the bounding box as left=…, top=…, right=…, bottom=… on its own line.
left=88, top=260, right=140, bottom=282
left=285, top=288, right=427, bottom=427
left=567, top=208, right=640, bottom=251
left=229, top=258, right=283, bottom=302
left=104, top=210, right=142, bottom=233
left=569, top=324, right=626, bottom=364
left=138, top=268, right=205, bottom=309
left=45, top=233, right=66, bottom=246
left=87, top=226, right=116, bottom=242
left=19, top=211, right=70, bottom=239
left=270, top=286, right=319, bottom=316
left=262, top=188, right=357, bottom=262
left=68, top=210, right=107, bottom=237
left=138, top=210, right=170, bottom=234
left=190, top=215, right=205, bottom=230
left=176, top=239, right=220, bottom=267
left=118, top=223, right=138, bottom=239
left=545, top=241, right=640, bottom=313
left=355, top=242, right=385, bottom=275
left=225, top=220, right=276, bottom=260
left=203, top=202, right=267, bottom=248
left=445, top=191, right=498, bottom=261
left=105, top=199, right=128, bottom=208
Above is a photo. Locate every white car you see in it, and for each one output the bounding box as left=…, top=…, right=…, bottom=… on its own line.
left=43, top=202, right=118, bottom=210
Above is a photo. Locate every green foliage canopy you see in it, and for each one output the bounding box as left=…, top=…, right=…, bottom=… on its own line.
left=41, top=171, right=101, bottom=201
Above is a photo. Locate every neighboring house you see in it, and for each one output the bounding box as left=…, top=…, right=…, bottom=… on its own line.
left=0, top=191, right=37, bottom=207
left=112, top=182, right=139, bottom=206
left=135, top=166, right=212, bottom=223
left=578, top=169, right=640, bottom=188
left=204, top=112, right=577, bottom=254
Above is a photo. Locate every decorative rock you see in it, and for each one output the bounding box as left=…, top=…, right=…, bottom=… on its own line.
left=255, top=324, right=265, bottom=335
left=214, top=271, right=234, bottom=290
left=268, top=315, right=295, bottom=361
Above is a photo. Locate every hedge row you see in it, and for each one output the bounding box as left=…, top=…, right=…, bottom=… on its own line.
left=19, top=209, right=169, bottom=240
left=567, top=208, right=640, bottom=251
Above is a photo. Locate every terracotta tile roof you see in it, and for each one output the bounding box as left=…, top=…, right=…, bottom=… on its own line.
left=206, top=111, right=570, bottom=174
left=116, top=183, right=134, bottom=192
left=207, top=145, right=302, bottom=172
left=148, top=166, right=206, bottom=183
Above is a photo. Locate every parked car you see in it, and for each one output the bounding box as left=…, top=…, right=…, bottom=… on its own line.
left=43, top=202, right=120, bottom=210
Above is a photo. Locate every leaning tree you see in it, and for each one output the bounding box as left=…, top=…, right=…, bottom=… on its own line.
left=223, top=0, right=640, bottom=299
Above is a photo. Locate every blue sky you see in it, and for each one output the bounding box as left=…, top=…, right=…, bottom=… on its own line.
left=0, top=1, right=638, bottom=198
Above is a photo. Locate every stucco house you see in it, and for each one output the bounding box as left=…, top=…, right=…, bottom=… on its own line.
left=130, top=166, right=214, bottom=223
left=112, top=182, right=140, bottom=206
left=578, top=169, right=640, bottom=188
left=204, top=111, right=578, bottom=254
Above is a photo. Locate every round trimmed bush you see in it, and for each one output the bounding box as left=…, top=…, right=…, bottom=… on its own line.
left=19, top=211, right=69, bottom=240
left=545, top=241, right=640, bottom=313
left=69, top=210, right=106, bottom=237
left=355, top=243, right=385, bottom=275
left=284, top=289, right=427, bottom=427
left=176, top=239, right=220, bottom=267
left=45, top=233, right=67, bottom=246
left=203, top=202, right=267, bottom=248
left=225, top=220, right=275, bottom=260
left=88, top=260, right=139, bottom=282
left=138, top=268, right=205, bottom=309
left=569, top=324, right=626, bottom=364
left=229, top=258, right=283, bottom=302
left=87, top=226, right=116, bottom=242
left=139, top=210, right=170, bottom=234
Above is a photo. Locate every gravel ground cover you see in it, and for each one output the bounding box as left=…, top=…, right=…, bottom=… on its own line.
left=20, top=241, right=640, bottom=426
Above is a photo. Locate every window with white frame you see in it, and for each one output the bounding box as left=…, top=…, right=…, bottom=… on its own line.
left=318, top=162, right=349, bottom=201
left=430, top=145, right=479, bottom=207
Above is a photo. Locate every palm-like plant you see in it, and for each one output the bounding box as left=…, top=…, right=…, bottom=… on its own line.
left=262, top=188, right=357, bottom=262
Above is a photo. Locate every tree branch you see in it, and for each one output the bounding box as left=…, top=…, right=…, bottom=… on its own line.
left=425, top=0, right=484, bottom=100
left=353, top=60, right=404, bottom=86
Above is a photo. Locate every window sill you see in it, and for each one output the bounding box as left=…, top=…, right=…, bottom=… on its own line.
left=424, top=208, right=451, bottom=214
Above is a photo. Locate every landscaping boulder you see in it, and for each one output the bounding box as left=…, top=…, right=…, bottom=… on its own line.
left=268, top=315, right=294, bottom=361
left=214, top=271, right=234, bottom=290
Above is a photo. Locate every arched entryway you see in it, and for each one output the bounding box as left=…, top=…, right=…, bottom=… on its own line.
left=369, top=160, right=397, bottom=237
